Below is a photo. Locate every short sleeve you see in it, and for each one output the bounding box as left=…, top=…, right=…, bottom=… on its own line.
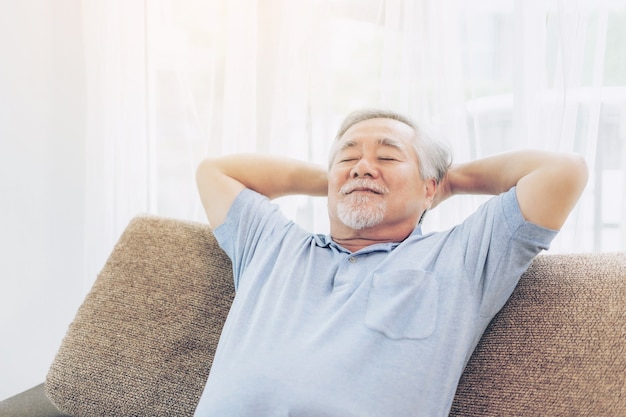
left=213, top=189, right=293, bottom=290
left=458, top=187, right=558, bottom=318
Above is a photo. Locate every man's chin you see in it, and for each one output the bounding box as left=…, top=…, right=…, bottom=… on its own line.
left=336, top=205, right=385, bottom=231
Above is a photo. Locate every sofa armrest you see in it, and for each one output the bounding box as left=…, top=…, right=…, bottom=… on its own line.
left=0, top=384, right=70, bottom=417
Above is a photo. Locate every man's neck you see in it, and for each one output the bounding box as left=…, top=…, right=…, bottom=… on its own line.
left=330, top=223, right=415, bottom=253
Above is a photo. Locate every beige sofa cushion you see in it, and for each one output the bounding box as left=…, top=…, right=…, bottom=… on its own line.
left=450, top=252, right=626, bottom=416
left=46, top=216, right=626, bottom=416
left=46, top=216, right=234, bottom=416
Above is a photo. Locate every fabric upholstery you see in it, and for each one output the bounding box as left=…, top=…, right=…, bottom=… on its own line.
left=450, top=252, right=626, bottom=416
left=46, top=216, right=234, bottom=417
left=44, top=216, right=626, bottom=416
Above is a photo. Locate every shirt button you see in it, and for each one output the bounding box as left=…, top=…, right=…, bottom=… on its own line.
left=348, top=256, right=356, bottom=263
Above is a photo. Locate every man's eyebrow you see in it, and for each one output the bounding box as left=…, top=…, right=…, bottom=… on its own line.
left=338, top=140, right=357, bottom=152
left=377, top=137, right=406, bottom=151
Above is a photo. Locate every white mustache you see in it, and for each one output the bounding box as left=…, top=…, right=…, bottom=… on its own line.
left=339, top=179, right=388, bottom=195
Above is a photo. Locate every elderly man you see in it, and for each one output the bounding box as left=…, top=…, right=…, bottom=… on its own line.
left=193, top=109, right=588, bottom=416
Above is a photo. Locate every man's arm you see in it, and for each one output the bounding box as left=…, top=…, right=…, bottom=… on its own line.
left=196, top=154, right=328, bottom=228
left=433, top=150, right=588, bottom=230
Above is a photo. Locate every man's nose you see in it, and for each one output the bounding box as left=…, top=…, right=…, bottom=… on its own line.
left=351, top=158, right=379, bottom=178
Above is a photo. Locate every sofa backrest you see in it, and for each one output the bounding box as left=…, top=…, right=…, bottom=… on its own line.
left=45, top=216, right=626, bottom=416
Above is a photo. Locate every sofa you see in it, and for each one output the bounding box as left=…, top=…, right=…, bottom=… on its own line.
left=1, top=215, right=624, bottom=416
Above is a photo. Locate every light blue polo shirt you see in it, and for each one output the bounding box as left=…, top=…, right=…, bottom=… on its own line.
left=194, top=187, right=556, bottom=417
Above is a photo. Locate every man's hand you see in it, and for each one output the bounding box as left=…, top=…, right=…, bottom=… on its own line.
left=196, top=154, right=328, bottom=229
left=429, top=151, right=588, bottom=230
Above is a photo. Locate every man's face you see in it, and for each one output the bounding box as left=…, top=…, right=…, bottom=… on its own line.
left=327, top=118, right=436, bottom=238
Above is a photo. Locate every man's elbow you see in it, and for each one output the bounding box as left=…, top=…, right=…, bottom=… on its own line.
left=196, top=158, right=222, bottom=185
left=518, top=153, right=589, bottom=230
left=560, top=153, right=589, bottom=196
left=542, top=153, right=589, bottom=230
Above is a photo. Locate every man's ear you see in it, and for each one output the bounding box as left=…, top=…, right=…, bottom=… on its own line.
left=424, top=178, right=438, bottom=209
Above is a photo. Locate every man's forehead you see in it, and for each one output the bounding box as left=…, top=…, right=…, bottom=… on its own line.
left=340, top=118, right=415, bottom=141
left=338, top=136, right=409, bottom=152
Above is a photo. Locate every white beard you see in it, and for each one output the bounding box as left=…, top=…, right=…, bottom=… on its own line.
left=337, top=194, right=387, bottom=230
left=336, top=190, right=387, bottom=230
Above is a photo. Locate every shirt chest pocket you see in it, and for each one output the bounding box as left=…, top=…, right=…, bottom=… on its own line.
left=364, top=270, right=438, bottom=340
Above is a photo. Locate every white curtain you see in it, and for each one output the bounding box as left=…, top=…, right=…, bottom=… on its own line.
left=80, top=0, right=626, bottom=287
left=81, top=1, right=150, bottom=290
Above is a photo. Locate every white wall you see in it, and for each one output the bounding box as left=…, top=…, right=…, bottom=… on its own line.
left=0, top=0, right=86, bottom=399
